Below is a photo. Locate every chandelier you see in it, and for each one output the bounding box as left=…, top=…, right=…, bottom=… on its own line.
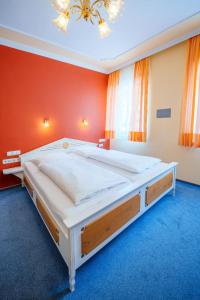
left=51, top=0, right=124, bottom=38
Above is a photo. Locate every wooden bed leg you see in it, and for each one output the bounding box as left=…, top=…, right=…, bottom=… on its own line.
left=69, top=268, right=76, bottom=292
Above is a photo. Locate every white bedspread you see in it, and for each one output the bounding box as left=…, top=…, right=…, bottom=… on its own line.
left=38, top=154, right=128, bottom=205
left=74, top=146, right=161, bottom=173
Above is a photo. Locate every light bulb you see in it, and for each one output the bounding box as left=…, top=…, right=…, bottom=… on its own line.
left=52, top=0, right=70, bottom=12
left=53, top=12, right=70, bottom=32
left=44, top=119, right=50, bottom=128
left=98, top=20, right=112, bottom=38
left=82, top=119, right=88, bottom=127
left=106, top=0, right=124, bottom=22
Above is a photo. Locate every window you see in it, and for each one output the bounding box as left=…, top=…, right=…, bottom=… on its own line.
left=105, top=58, right=150, bottom=142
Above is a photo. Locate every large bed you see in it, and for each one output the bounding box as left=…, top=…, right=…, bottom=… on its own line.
left=20, top=138, right=177, bottom=292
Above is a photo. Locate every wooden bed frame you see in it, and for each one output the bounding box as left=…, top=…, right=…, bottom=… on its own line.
left=20, top=138, right=177, bottom=292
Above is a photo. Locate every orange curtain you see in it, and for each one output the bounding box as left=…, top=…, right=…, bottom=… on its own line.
left=129, top=57, right=149, bottom=142
left=179, top=35, right=200, bottom=148
left=105, top=70, right=120, bottom=139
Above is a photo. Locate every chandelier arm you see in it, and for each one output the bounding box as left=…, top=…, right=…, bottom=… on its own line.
left=91, top=0, right=106, bottom=10
left=72, top=0, right=83, bottom=9
left=91, top=8, right=103, bottom=22
left=77, top=0, right=83, bottom=6
left=70, top=4, right=82, bottom=14
left=76, top=13, right=83, bottom=21
left=89, top=14, right=95, bottom=24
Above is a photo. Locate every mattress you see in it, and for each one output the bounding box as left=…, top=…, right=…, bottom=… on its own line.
left=24, top=154, right=173, bottom=228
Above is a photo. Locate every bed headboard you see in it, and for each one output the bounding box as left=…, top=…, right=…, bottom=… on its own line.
left=20, top=138, right=96, bottom=164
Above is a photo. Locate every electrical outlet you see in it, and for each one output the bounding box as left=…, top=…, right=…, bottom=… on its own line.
left=98, top=143, right=104, bottom=148
left=99, top=139, right=106, bottom=143
left=2, top=157, right=20, bottom=164
left=7, top=150, right=21, bottom=156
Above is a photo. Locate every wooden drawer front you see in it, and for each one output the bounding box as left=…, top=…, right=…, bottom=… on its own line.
left=36, top=197, right=59, bottom=244
left=24, top=176, right=33, bottom=197
left=146, top=172, right=173, bottom=206
left=81, top=194, right=140, bottom=255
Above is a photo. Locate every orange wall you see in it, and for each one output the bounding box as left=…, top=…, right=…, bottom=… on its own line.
left=0, top=46, right=108, bottom=189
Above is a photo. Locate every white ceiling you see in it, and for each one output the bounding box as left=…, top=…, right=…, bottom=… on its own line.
left=0, top=0, right=200, bottom=73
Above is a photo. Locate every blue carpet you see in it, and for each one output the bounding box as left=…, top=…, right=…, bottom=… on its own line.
left=0, top=181, right=200, bottom=300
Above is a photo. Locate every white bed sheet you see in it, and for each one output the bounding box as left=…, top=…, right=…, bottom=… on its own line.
left=24, top=154, right=173, bottom=228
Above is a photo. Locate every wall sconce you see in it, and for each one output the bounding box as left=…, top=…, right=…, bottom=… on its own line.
left=44, top=119, right=50, bottom=128
left=82, top=119, right=88, bottom=127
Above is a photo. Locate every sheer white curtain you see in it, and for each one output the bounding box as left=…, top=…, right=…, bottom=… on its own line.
left=115, top=65, right=134, bottom=139
left=108, top=58, right=149, bottom=142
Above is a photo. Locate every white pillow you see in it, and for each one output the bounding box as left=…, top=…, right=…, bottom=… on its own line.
left=74, top=146, right=161, bottom=173
left=74, top=145, right=107, bottom=158
left=30, top=151, right=68, bottom=166
left=90, top=150, right=161, bottom=173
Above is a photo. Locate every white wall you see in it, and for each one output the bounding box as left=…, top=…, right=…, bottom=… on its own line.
left=111, top=42, right=200, bottom=185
